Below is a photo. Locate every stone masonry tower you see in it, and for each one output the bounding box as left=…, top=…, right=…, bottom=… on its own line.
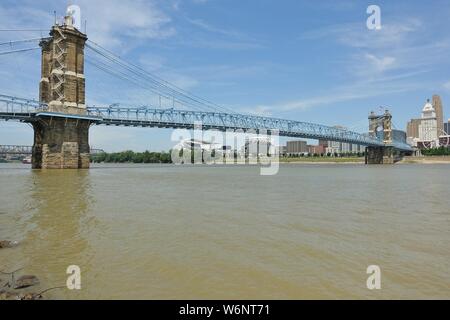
left=32, top=9, right=91, bottom=169
left=39, top=15, right=87, bottom=114
left=366, top=110, right=394, bottom=164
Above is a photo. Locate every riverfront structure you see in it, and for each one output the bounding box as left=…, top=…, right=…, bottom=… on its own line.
left=444, top=120, right=450, bottom=135
left=407, top=95, right=447, bottom=149
left=286, top=140, right=308, bottom=156
left=419, top=100, right=439, bottom=143
left=433, top=95, right=444, bottom=135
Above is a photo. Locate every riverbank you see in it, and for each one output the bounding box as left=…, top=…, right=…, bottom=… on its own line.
left=281, top=156, right=450, bottom=164
left=400, top=156, right=450, bottom=164
left=280, top=157, right=364, bottom=164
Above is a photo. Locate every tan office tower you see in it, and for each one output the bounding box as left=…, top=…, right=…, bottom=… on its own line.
left=407, top=119, right=421, bottom=139
left=432, top=95, right=444, bottom=134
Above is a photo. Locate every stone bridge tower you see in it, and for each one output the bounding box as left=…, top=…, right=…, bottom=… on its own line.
left=366, top=110, right=395, bottom=164
left=32, top=12, right=91, bottom=169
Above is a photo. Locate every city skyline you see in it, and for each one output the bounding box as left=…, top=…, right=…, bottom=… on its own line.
left=0, top=0, right=450, bottom=152
left=406, top=94, right=450, bottom=149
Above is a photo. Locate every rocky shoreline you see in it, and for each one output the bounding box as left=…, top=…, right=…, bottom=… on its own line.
left=0, top=240, right=62, bottom=300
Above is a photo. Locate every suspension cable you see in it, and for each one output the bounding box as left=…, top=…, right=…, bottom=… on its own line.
left=85, top=56, right=206, bottom=112
left=86, top=44, right=220, bottom=112
left=86, top=40, right=238, bottom=114
left=0, top=29, right=47, bottom=32
left=0, top=38, right=50, bottom=46
left=86, top=47, right=219, bottom=112
left=0, top=47, right=40, bottom=56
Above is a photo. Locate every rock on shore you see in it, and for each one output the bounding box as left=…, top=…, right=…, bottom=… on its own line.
left=0, top=240, right=19, bottom=249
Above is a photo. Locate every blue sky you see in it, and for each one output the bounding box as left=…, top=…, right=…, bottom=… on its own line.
left=1, top=0, right=449, bottom=151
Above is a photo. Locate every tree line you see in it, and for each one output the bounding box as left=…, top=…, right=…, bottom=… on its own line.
left=421, top=146, right=450, bottom=156
left=91, top=151, right=172, bottom=164
left=89, top=147, right=450, bottom=164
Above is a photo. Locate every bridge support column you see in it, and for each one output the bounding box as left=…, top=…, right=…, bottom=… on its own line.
left=365, top=146, right=394, bottom=164
left=32, top=118, right=90, bottom=169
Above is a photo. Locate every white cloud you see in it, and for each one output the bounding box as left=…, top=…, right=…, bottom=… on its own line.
left=281, top=15, right=450, bottom=116
left=180, top=14, right=264, bottom=50
left=163, top=72, right=199, bottom=91
left=0, top=4, right=53, bottom=29
left=364, top=54, right=396, bottom=73
left=171, top=1, right=181, bottom=11
left=76, top=0, right=175, bottom=48
left=300, top=18, right=422, bottom=49
left=443, top=81, right=450, bottom=92
left=241, top=105, right=273, bottom=117
left=250, top=81, right=421, bottom=114
left=0, top=1, right=176, bottom=49
left=185, top=18, right=242, bottom=38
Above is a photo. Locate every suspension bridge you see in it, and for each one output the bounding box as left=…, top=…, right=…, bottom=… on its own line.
left=0, top=8, right=412, bottom=169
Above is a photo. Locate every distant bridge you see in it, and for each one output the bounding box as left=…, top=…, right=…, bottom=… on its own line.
left=0, top=143, right=104, bottom=156
left=0, top=145, right=32, bottom=155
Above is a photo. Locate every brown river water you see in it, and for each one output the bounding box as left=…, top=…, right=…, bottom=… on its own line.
left=0, top=163, right=449, bottom=299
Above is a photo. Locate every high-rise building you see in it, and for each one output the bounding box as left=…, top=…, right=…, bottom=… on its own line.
left=406, top=96, right=446, bottom=148
left=286, top=140, right=308, bottom=155
left=407, top=118, right=421, bottom=139
left=418, top=99, right=438, bottom=142
left=432, top=95, right=444, bottom=135
left=307, top=144, right=325, bottom=155
left=444, top=120, right=450, bottom=135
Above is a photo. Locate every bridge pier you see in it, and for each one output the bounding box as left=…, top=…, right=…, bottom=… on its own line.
left=365, top=146, right=394, bottom=164
left=32, top=118, right=90, bottom=169
left=366, top=110, right=399, bottom=165
left=32, top=12, right=90, bottom=169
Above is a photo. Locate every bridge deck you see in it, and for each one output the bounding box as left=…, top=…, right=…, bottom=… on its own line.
left=0, top=94, right=412, bottom=152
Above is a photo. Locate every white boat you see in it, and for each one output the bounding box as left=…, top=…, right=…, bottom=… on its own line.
left=22, top=156, right=31, bottom=164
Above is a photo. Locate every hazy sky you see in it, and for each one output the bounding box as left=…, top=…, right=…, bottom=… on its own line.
left=1, top=0, right=449, bottom=151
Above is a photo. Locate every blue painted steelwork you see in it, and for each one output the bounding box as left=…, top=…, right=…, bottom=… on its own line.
left=36, top=112, right=103, bottom=122
left=0, top=94, right=412, bottom=151
left=0, top=145, right=104, bottom=155
left=0, top=145, right=32, bottom=155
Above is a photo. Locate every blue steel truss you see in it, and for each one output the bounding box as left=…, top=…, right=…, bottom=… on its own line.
left=0, top=145, right=33, bottom=155
left=0, top=94, right=412, bottom=151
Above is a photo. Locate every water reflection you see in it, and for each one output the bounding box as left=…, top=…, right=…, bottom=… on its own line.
left=21, top=170, right=94, bottom=298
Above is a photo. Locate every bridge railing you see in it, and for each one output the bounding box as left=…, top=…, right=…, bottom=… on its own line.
left=0, top=94, right=47, bottom=114
left=86, top=105, right=386, bottom=147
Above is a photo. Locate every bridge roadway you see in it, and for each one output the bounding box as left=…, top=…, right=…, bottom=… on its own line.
left=0, top=94, right=412, bottom=152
